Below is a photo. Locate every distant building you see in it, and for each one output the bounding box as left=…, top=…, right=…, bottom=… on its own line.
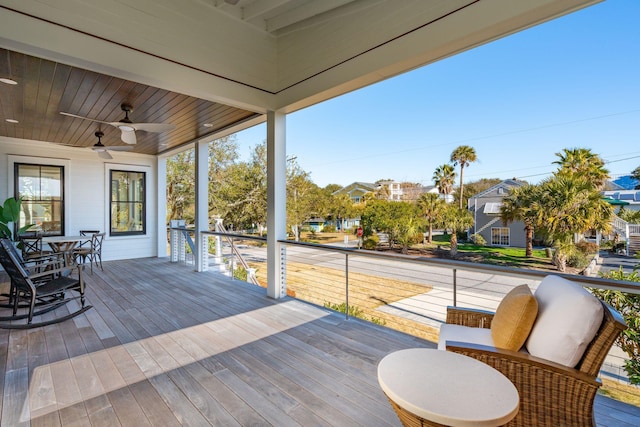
left=602, top=189, right=640, bottom=212
left=332, top=182, right=378, bottom=204
left=467, top=179, right=526, bottom=247
left=334, top=180, right=439, bottom=203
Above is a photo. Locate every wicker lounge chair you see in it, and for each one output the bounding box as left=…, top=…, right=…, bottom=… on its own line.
left=442, top=292, right=626, bottom=426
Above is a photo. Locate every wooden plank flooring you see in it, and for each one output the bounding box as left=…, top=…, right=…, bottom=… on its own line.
left=0, top=257, right=638, bottom=426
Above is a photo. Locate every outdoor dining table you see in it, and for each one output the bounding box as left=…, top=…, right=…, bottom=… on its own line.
left=41, top=235, right=91, bottom=266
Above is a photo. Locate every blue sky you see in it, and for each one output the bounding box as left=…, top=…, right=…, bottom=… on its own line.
left=235, top=0, right=640, bottom=189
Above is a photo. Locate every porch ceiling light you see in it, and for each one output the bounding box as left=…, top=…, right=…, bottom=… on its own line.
left=0, top=77, right=17, bottom=85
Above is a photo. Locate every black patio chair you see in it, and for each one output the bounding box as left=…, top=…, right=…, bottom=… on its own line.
left=73, top=232, right=104, bottom=274
left=0, top=238, right=92, bottom=329
left=19, top=231, right=53, bottom=259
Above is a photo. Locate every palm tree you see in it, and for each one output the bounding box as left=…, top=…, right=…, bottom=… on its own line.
left=418, top=192, right=445, bottom=244
left=536, top=175, right=613, bottom=271
left=433, top=164, right=456, bottom=200
left=442, top=205, right=474, bottom=256
left=553, top=147, right=609, bottom=190
left=450, top=145, right=478, bottom=209
left=500, top=184, right=541, bottom=257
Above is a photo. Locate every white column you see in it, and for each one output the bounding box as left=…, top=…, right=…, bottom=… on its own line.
left=267, top=110, right=287, bottom=299
left=157, top=156, right=168, bottom=257
left=195, top=139, right=209, bottom=272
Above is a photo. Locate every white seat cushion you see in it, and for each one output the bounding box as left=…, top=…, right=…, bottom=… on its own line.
left=438, top=323, right=494, bottom=351
left=525, top=275, right=603, bottom=368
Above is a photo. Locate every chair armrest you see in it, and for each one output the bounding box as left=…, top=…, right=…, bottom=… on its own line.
left=445, top=341, right=599, bottom=386
left=446, top=306, right=495, bottom=328
left=29, top=264, right=81, bottom=281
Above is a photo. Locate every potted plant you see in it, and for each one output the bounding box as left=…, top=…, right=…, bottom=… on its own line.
left=0, top=197, right=34, bottom=242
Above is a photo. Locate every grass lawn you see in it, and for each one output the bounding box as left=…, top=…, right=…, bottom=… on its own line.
left=416, top=233, right=553, bottom=269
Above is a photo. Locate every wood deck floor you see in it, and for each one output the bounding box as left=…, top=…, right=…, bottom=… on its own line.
left=1, top=257, right=639, bottom=426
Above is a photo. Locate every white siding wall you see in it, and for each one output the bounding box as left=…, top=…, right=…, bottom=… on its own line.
left=1, top=137, right=158, bottom=261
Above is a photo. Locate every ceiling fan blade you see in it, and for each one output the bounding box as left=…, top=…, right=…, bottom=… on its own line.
left=120, top=129, right=137, bottom=145
left=60, top=111, right=111, bottom=125
left=106, top=146, right=134, bottom=152
left=131, top=123, right=176, bottom=133
left=97, top=150, right=113, bottom=159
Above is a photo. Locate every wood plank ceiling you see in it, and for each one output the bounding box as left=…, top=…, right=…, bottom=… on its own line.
left=0, top=48, right=260, bottom=155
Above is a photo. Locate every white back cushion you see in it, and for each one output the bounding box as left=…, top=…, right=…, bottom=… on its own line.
left=525, top=275, right=603, bottom=367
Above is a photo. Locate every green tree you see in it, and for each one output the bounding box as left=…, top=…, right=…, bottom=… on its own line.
left=535, top=175, right=613, bottom=271
left=328, top=192, right=354, bottom=232
left=450, top=145, right=477, bottom=209
left=361, top=199, right=420, bottom=252
left=208, top=135, right=241, bottom=222
left=433, top=164, right=456, bottom=198
left=553, top=147, right=609, bottom=190
left=217, top=143, right=267, bottom=231
left=287, top=159, right=320, bottom=240
left=500, top=184, right=541, bottom=257
left=166, top=149, right=195, bottom=223
left=418, top=192, right=445, bottom=244
left=441, top=205, right=474, bottom=256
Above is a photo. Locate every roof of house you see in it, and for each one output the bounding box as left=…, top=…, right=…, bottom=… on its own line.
left=332, top=182, right=378, bottom=196
left=470, top=179, right=525, bottom=199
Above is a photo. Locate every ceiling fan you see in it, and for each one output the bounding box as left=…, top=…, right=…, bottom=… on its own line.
left=91, top=131, right=133, bottom=159
left=60, top=103, right=176, bottom=145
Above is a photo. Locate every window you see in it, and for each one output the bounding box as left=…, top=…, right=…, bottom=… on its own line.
left=483, top=202, right=502, bottom=214
left=14, top=163, right=64, bottom=235
left=491, top=227, right=510, bottom=246
left=110, top=170, right=146, bottom=235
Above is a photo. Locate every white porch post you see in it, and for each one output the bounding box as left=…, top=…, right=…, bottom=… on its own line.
left=267, top=110, right=287, bottom=299
left=157, top=156, right=168, bottom=257
left=195, top=139, right=209, bottom=272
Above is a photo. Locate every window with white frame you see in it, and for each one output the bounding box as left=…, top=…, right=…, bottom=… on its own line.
left=110, top=170, right=146, bottom=235
left=491, top=227, right=510, bottom=246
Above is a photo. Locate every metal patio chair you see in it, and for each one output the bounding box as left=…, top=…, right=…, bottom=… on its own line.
left=0, top=238, right=91, bottom=329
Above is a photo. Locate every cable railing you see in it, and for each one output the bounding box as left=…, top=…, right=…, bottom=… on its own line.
left=169, top=227, right=640, bottom=402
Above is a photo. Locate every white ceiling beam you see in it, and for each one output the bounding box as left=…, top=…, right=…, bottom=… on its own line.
left=265, top=0, right=355, bottom=32
left=243, top=0, right=292, bottom=21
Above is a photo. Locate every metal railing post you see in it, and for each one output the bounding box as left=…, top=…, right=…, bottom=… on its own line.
left=453, top=268, right=457, bottom=307
left=230, top=236, right=235, bottom=280
left=345, top=253, right=349, bottom=320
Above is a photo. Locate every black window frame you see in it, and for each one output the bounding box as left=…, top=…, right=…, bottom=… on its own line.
left=14, top=162, right=65, bottom=236
left=109, top=169, right=146, bottom=236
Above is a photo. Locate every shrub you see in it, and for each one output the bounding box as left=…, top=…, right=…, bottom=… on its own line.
left=592, top=267, right=640, bottom=384
left=566, top=251, right=589, bottom=269
left=363, top=234, right=379, bottom=249
left=470, top=233, right=487, bottom=246
left=576, top=240, right=599, bottom=254
left=323, top=224, right=336, bottom=233
left=323, top=301, right=386, bottom=326
left=233, top=265, right=248, bottom=281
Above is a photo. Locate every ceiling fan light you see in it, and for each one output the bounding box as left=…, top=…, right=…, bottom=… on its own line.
left=117, top=124, right=135, bottom=132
